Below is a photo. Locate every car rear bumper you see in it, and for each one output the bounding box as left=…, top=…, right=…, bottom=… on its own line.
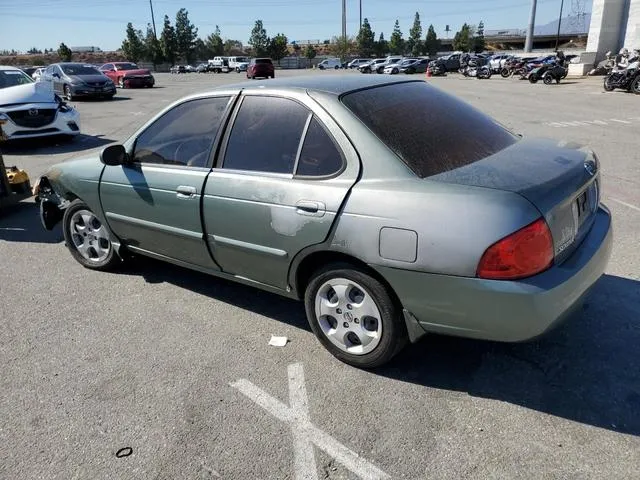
left=372, top=205, right=613, bottom=343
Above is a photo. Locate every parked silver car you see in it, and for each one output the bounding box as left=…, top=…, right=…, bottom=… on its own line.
left=37, top=76, right=612, bottom=368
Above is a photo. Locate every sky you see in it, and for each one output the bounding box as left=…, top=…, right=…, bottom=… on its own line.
left=0, top=0, right=592, bottom=52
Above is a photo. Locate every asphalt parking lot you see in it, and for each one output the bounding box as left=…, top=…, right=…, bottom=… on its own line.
left=1, top=70, right=639, bottom=479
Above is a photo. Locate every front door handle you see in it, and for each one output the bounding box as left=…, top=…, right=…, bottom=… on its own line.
left=176, top=185, right=197, bottom=199
left=296, top=200, right=325, bottom=217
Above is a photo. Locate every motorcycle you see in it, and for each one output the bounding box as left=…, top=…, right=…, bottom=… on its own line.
left=528, top=62, right=567, bottom=84
left=588, top=52, right=616, bottom=76
left=427, top=61, right=447, bottom=76
left=459, top=59, right=492, bottom=79
left=604, top=59, right=640, bottom=94
left=500, top=58, right=521, bottom=78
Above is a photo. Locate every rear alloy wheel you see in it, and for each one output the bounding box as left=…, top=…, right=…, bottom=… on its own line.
left=305, top=264, right=408, bottom=368
left=63, top=84, right=73, bottom=101
left=62, top=199, right=121, bottom=271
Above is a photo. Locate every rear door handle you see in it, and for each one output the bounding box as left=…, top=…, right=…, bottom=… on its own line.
left=176, top=185, right=197, bottom=199
left=296, top=200, right=325, bottom=217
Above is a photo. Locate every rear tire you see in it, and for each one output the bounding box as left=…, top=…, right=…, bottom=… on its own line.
left=62, top=199, right=121, bottom=271
left=631, top=77, right=640, bottom=95
left=304, top=263, right=408, bottom=369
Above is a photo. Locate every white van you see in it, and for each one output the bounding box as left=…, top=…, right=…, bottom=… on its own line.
left=228, top=56, right=250, bottom=72
left=317, top=58, right=342, bottom=70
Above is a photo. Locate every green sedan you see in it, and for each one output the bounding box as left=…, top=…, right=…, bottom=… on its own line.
left=37, top=75, right=612, bottom=368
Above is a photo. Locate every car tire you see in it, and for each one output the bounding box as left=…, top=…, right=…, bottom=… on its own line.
left=63, top=84, right=73, bottom=101
left=62, top=199, right=121, bottom=271
left=304, top=263, right=408, bottom=369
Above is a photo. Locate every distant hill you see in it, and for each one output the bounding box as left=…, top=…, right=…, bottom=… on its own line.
left=534, top=13, right=591, bottom=35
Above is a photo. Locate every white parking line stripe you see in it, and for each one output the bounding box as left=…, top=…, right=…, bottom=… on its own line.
left=288, top=364, right=318, bottom=480
left=231, top=364, right=390, bottom=480
left=609, top=119, right=632, bottom=124
left=609, top=197, right=640, bottom=212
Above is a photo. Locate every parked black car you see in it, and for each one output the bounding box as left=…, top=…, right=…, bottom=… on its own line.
left=41, top=63, right=116, bottom=100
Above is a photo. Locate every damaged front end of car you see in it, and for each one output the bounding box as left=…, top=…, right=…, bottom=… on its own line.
left=35, top=174, right=69, bottom=230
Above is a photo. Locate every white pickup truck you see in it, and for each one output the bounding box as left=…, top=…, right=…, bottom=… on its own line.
left=207, top=57, right=230, bottom=73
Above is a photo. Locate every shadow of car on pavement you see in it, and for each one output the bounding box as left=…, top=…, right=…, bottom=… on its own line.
left=2, top=204, right=637, bottom=436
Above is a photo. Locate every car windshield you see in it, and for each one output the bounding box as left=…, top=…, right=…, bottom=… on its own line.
left=61, top=65, right=100, bottom=75
left=341, top=81, right=518, bottom=178
left=0, top=69, right=35, bottom=89
left=236, top=57, right=248, bottom=62
left=116, top=63, right=138, bottom=70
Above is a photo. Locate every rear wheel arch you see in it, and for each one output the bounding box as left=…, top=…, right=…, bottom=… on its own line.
left=292, top=250, right=403, bottom=308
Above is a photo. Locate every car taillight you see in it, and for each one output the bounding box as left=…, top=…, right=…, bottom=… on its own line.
left=477, top=218, right=554, bottom=280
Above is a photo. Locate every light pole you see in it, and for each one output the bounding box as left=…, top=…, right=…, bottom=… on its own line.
left=524, top=0, right=537, bottom=53
left=342, top=0, right=347, bottom=39
left=555, top=0, right=565, bottom=51
left=149, top=0, right=157, bottom=39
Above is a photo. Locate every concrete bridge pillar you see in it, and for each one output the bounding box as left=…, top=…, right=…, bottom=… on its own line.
left=585, top=0, right=640, bottom=65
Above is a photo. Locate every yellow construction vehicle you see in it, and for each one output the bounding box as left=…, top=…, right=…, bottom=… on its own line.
left=0, top=150, right=32, bottom=211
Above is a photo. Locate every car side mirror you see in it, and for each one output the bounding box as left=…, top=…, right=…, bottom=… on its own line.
left=100, top=144, right=128, bottom=166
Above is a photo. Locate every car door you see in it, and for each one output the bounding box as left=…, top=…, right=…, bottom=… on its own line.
left=99, top=94, right=236, bottom=269
left=202, top=92, right=360, bottom=290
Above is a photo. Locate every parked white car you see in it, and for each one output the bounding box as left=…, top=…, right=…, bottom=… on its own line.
left=0, top=66, right=80, bottom=141
left=317, top=58, right=342, bottom=70
left=489, top=54, right=515, bottom=72
left=348, top=58, right=370, bottom=69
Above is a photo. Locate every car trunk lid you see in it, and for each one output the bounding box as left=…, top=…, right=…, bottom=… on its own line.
left=428, top=137, right=600, bottom=263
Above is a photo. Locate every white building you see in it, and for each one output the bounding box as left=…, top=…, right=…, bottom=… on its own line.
left=586, top=0, right=640, bottom=63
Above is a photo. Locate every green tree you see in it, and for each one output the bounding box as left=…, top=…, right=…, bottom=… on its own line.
left=175, top=8, right=198, bottom=63
left=269, top=33, right=289, bottom=63
left=249, top=20, right=270, bottom=57
left=407, top=12, right=423, bottom=56
left=193, top=38, right=208, bottom=61
left=224, top=39, right=244, bottom=55
left=27, top=47, right=42, bottom=54
left=121, top=23, right=146, bottom=62
left=375, top=32, right=388, bottom=57
left=356, top=18, right=375, bottom=57
left=304, top=44, right=317, bottom=60
left=330, top=35, right=354, bottom=61
left=424, top=24, right=440, bottom=56
left=160, top=15, right=178, bottom=65
left=205, top=26, right=224, bottom=57
left=389, top=20, right=404, bottom=55
left=453, top=23, right=473, bottom=52
left=57, top=42, right=72, bottom=62
left=473, top=21, right=486, bottom=53
left=144, top=24, right=164, bottom=66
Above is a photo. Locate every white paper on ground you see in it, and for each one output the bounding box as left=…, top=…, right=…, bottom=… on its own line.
left=268, top=336, right=289, bottom=347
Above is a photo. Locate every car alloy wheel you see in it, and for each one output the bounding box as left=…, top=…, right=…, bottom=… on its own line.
left=62, top=199, right=121, bottom=270
left=304, top=264, right=408, bottom=368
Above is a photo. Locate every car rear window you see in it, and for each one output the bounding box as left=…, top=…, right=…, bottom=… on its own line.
left=341, top=81, right=518, bottom=178
left=255, top=58, right=272, bottom=64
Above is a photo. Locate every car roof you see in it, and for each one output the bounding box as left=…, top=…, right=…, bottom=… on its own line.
left=0, top=65, right=24, bottom=71
left=211, top=75, right=423, bottom=96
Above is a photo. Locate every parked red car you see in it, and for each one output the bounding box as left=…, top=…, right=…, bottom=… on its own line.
left=99, top=62, right=155, bottom=88
left=246, top=58, right=275, bottom=79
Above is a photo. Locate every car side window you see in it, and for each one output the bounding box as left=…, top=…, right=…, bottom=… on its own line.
left=222, top=96, right=310, bottom=174
left=296, top=117, right=344, bottom=177
left=133, top=96, right=231, bottom=168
